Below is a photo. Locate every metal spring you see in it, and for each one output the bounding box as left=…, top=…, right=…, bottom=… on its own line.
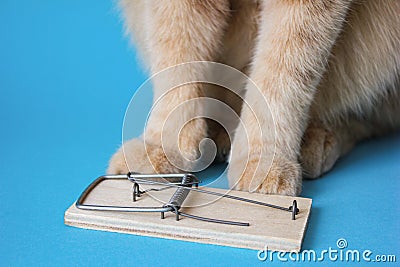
left=164, top=174, right=194, bottom=220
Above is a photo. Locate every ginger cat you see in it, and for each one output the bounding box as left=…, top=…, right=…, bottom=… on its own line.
left=108, top=0, right=400, bottom=196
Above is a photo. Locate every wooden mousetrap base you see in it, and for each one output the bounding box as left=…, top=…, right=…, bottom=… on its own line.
left=64, top=178, right=312, bottom=252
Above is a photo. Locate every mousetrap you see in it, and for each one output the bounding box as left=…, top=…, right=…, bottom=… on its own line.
left=64, top=173, right=312, bottom=251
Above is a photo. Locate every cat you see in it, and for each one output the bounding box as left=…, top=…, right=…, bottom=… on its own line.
left=108, top=0, right=399, bottom=196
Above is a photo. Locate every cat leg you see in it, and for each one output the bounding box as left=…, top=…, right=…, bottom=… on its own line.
left=108, top=1, right=230, bottom=174
left=228, top=0, right=352, bottom=195
left=310, top=0, right=400, bottom=124
left=302, top=0, right=400, bottom=178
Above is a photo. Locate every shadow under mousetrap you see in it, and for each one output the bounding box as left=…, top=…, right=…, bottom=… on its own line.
left=64, top=173, right=312, bottom=252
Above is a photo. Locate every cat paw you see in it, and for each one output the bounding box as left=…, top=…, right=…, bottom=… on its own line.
left=300, top=126, right=341, bottom=179
left=228, top=156, right=302, bottom=196
left=107, top=138, right=183, bottom=175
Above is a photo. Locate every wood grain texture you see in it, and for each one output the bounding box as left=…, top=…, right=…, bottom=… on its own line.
left=64, top=179, right=312, bottom=251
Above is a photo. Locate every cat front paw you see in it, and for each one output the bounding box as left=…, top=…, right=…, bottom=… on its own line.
left=228, top=155, right=302, bottom=196
left=107, top=138, right=183, bottom=175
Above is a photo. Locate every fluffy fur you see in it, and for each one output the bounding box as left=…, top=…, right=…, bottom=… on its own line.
left=108, top=0, right=400, bottom=196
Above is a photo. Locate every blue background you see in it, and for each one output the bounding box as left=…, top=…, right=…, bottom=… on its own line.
left=1, top=1, right=399, bottom=266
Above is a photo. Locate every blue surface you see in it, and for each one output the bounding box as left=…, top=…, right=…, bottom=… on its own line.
left=1, top=1, right=399, bottom=266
